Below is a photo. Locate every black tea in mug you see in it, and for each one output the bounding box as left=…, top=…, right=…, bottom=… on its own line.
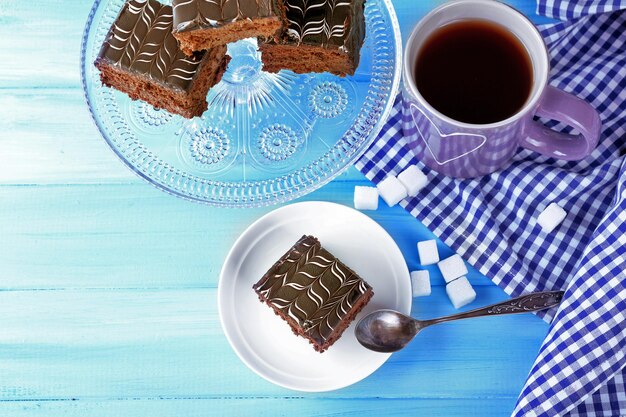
left=414, top=20, right=533, bottom=125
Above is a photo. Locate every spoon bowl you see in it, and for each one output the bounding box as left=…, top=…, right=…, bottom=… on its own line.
left=356, top=309, right=420, bottom=353
left=356, top=290, right=564, bottom=352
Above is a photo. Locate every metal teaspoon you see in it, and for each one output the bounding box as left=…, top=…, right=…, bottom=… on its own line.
left=355, top=290, right=564, bottom=353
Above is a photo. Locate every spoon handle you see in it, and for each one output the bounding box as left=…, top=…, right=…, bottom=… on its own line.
left=421, top=290, right=564, bottom=327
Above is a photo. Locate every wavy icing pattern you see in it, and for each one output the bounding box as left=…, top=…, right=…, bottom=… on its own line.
left=172, top=0, right=275, bottom=31
left=98, top=0, right=205, bottom=91
left=283, top=0, right=358, bottom=47
left=254, top=235, right=371, bottom=345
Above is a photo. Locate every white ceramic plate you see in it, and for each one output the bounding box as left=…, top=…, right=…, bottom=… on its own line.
left=218, top=201, right=411, bottom=391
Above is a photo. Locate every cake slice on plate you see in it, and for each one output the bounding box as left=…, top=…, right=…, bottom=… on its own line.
left=253, top=235, right=374, bottom=352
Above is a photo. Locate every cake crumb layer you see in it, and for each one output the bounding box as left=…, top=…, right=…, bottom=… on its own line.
left=172, top=0, right=282, bottom=54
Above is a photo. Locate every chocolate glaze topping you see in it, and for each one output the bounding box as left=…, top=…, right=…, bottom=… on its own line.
left=278, top=0, right=365, bottom=51
left=254, top=235, right=371, bottom=345
left=172, top=0, right=277, bottom=32
left=96, top=0, right=206, bottom=91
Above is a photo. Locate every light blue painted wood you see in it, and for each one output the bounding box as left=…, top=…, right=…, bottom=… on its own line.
left=0, top=180, right=493, bottom=289
left=0, top=2, right=90, bottom=89
left=0, top=288, right=545, bottom=400
left=0, top=0, right=554, bottom=416
left=0, top=398, right=521, bottom=417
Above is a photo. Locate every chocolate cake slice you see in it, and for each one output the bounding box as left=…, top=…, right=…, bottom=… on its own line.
left=172, top=0, right=282, bottom=56
left=94, top=0, right=230, bottom=119
left=253, top=235, right=374, bottom=352
left=259, top=0, right=366, bottom=77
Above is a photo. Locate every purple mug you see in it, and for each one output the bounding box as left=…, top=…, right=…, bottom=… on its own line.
left=402, top=0, right=601, bottom=178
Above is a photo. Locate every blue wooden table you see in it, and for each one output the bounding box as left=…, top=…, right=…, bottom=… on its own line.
left=0, top=1, right=556, bottom=415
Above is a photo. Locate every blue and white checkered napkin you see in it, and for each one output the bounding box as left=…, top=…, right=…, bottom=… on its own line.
left=355, top=1, right=626, bottom=415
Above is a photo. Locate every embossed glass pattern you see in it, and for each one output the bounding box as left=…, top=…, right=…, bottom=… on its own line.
left=81, top=0, right=400, bottom=207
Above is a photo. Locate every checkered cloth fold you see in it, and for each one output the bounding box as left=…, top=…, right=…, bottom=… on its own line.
left=355, top=1, right=626, bottom=416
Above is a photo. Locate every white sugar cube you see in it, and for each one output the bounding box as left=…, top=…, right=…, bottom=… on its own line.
left=446, top=276, right=476, bottom=309
left=537, top=202, right=567, bottom=233
left=411, top=270, right=431, bottom=297
left=397, top=165, right=428, bottom=196
left=354, top=186, right=379, bottom=210
left=377, top=176, right=408, bottom=207
left=438, top=254, right=469, bottom=283
left=417, top=239, right=439, bottom=265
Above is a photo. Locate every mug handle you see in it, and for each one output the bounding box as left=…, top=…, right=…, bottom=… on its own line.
left=519, top=86, right=601, bottom=160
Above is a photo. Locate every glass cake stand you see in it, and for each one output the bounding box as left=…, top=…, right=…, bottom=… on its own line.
left=81, top=0, right=401, bottom=207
